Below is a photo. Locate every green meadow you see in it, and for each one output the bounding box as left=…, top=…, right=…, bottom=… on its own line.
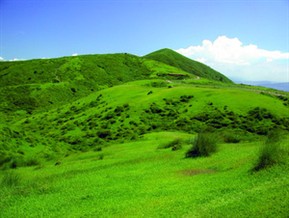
left=1, top=49, right=289, bottom=217
left=1, top=132, right=289, bottom=217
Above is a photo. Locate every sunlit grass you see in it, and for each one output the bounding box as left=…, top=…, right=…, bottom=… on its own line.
left=1, top=132, right=289, bottom=217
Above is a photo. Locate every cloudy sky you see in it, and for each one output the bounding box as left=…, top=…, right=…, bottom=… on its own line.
left=0, top=0, right=288, bottom=82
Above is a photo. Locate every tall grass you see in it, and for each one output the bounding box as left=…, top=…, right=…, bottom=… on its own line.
left=186, top=133, right=218, bottom=158
left=253, top=130, right=285, bottom=171
left=1, top=171, right=22, bottom=187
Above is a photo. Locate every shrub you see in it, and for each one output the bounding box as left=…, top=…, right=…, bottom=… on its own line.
left=97, top=129, right=111, bottom=139
left=186, top=133, right=217, bottom=158
left=114, top=106, right=124, bottom=115
left=180, top=95, right=193, bottom=103
left=147, top=90, right=153, bottom=95
left=253, top=131, right=285, bottom=171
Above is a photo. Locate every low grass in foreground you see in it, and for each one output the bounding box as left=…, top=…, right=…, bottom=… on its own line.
left=1, top=132, right=289, bottom=217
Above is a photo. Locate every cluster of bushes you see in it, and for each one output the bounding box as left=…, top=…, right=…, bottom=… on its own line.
left=51, top=102, right=145, bottom=150
left=140, top=96, right=289, bottom=137
left=276, top=95, right=289, bottom=107
left=0, top=86, right=38, bottom=114
left=0, top=126, right=63, bottom=169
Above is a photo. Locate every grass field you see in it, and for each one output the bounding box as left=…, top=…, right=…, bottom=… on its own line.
left=1, top=131, right=289, bottom=217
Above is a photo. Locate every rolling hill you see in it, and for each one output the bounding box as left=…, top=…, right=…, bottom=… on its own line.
left=0, top=49, right=289, bottom=217
left=0, top=50, right=229, bottom=116
left=1, top=49, right=289, bottom=166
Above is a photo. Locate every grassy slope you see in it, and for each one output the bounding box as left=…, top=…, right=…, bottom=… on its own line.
left=1, top=50, right=289, bottom=217
left=1, top=79, right=288, bottom=169
left=1, top=132, right=289, bottom=217
left=0, top=52, right=197, bottom=116
left=0, top=53, right=149, bottom=115
left=144, top=48, right=233, bottom=83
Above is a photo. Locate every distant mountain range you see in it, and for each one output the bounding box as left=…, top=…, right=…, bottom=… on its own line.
left=236, top=81, right=289, bottom=92
left=261, top=83, right=289, bottom=92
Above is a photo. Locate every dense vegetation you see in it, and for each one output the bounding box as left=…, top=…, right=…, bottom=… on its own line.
left=1, top=49, right=289, bottom=217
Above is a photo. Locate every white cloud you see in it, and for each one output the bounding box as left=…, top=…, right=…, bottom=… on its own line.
left=72, top=53, right=78, bottom=56
left=9, top=58, right=23, bottom=61
left=0, top=57, right=22, bottom=61
left=176, top=36, right=289, bottom=82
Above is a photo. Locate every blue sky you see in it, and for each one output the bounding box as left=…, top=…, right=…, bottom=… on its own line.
left=0, top=0, right=288, bottom=82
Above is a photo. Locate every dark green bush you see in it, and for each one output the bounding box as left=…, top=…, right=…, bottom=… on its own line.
left=97, top=129, right=111, bottom=139
left=253, top=131, right=285, bottom=171
left=180, top=95, right=193, bottom=103
left=149, top=103, right=163, bottom=114
left=114, top=106, right=124, bottom=115
left=186, top=133, right=217, bottom=158
left=147, top=91, right=153, bottom=95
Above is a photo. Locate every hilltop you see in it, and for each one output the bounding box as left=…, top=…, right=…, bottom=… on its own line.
left=144, top=48, right=232, bottom=83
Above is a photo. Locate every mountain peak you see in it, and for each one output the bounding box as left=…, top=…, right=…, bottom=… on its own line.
left=144, top=48, right=232, bottom=83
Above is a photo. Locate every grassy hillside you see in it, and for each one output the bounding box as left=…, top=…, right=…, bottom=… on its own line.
left=0, top=53, right=147, bottom=115
left=1, top=49, right=289, bottom=217
left=0, top=52, right=198, bottom=116
left=1, top=79, right=289, bottom=169
left=144, top=48, right=233, bottom=83
left=1, top=132, right=289, bottom=217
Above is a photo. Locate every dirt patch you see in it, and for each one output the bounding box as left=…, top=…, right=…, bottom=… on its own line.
left=179, top=169, right=216, bottom=176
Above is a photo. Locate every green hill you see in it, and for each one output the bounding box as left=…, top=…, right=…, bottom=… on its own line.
left=0, top=53, right=149, bottom=114
left=144, top=48, right=232, bottom=83
left=0, top=52, right=197, bottom=115
left=1, top=49, right=289, bottom=217
left=1, top=79, right=289, bottom=168
left=1, top=49, right=288, bottom=167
